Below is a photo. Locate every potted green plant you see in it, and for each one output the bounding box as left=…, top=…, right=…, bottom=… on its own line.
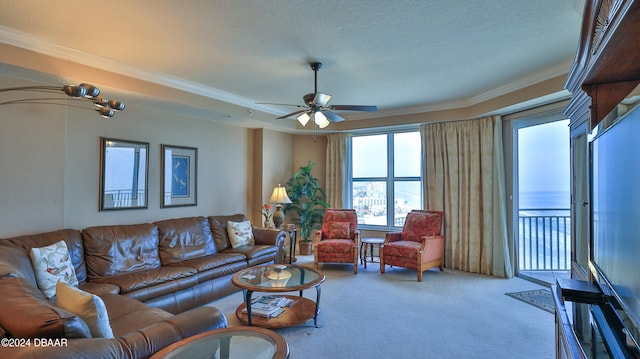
left=284, top=161, right=329, bottom=255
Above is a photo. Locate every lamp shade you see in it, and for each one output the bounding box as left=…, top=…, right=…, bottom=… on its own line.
left=297, top=112, right=310, bottom=127
left=314, top=111, right=330, bottom=128
left=269, top=184, right=292, bottom=204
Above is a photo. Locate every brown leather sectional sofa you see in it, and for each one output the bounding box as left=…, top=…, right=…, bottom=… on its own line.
left=0, top=214, right=286, bottom=359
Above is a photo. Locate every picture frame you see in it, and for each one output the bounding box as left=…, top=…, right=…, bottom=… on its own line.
left=161, top=144, right=197, bottom=208
left=99, top=137, right=149, bottom=211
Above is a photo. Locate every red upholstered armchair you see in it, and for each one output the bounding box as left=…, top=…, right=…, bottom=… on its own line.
left=380, top=210, right=444, bottom=281
left=314, top=209, right=359, bottom=274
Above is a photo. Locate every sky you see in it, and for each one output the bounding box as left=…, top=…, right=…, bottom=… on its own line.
left=518, top=119, right=570, bottom=193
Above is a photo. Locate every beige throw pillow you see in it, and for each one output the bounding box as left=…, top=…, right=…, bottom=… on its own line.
left=227, top=220, right=255, bottom=248
left=56, top=281, right=114, bottom=338
left=29, top=240, right=79, bottom=298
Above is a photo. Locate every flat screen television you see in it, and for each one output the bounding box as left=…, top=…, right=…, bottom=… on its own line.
left=590, top=102, right=640, bottom=352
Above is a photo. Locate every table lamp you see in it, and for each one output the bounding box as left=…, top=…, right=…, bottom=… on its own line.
left=269, top=184, right=292, bottom=229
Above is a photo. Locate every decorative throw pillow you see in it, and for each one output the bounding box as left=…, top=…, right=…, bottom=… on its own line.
left=29, top=240, right=78, bottom=298
left=56, top=281, right=114, bottom=338
left=328, top=222, right=350, bottom=239
left=227, top=220, right=255, bottom=248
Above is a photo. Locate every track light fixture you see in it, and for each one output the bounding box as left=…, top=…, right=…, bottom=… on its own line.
left=0, top=83, right=125, bottom=118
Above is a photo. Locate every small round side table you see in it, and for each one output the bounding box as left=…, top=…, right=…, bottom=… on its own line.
left=360, top=237, right=385, bottom=269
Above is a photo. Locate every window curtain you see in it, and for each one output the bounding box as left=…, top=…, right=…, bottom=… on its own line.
left=325, top=133, right=346, bottom=208
left=421, top=116, right=512, bottom=278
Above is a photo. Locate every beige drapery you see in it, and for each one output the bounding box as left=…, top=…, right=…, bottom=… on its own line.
left=421, top=116, right=512, bottom=278
left=325, top=133, right=347, bottom=208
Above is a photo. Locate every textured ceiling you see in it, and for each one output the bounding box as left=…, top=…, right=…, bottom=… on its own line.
left=0, top=0, right=584, bottom=129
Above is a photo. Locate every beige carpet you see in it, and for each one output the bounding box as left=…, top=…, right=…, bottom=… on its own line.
left=207, top=255, right=555, bottom=358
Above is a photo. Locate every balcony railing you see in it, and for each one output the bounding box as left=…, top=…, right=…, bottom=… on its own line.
left=104, top=190, right=146, bottom=208
left=518, top=208, right=571, bottom=272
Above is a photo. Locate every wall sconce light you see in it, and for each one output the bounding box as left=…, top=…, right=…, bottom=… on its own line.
left=0, top=83, right=125, bottom=118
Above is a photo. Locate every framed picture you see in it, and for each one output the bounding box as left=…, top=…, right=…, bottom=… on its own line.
left=100, top=137, right=149, bottom=211
left=161, top=144, right=197, bottom=208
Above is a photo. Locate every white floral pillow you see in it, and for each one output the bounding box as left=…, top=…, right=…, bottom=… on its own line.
left=227, top=220, right=255, bottom=248
left=29, top=240, right=78, bottom=298
left=56, top=281, right=114, bottom=338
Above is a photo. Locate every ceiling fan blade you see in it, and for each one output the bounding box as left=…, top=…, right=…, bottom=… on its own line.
left=257, top=102, right=305, bottom=108
left=321, top=110, right=345, bottom=123
left=329, top=105, right=377, bottom=112
left=312, top=92, right=332, bottom=107
left=277, top=109, right=307, bottom=119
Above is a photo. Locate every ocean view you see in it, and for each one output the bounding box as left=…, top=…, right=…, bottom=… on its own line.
left=519, top=190, right=570, bottom=217
left=518, top=191, right=571, bottom=271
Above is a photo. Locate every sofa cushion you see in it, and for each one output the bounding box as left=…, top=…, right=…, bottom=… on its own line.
left=0, top=276, right=91, bottom=339
left=224, top=245, right=278, bottom=267
left=227, top=220, right=255, bottom=248
left=154, top=216, right=217, bottom=265
left=166, top=252, right=246, bottom=273
left=56, top=281, right=114, bottom=338
left=1, top=229, right=87, bottom=283
left=29, top=240, right=79, bottom=298
left=100, top=293, right=174, bottom=335
left=89, top=266, right=197, bottom=295
left=208, top=214, right=246, bottom=251
left=82, top=223, right=161, bottom=279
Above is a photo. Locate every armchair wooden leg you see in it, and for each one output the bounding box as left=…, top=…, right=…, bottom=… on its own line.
left=353, top=249, right=358, bottom=274
left=417, top=270, right=423, bottom=282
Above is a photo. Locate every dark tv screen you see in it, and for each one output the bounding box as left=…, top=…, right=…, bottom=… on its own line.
left=591, top=104, right=640, bottom=330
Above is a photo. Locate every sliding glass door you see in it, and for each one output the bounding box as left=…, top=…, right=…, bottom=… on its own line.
left=514, top=117, right=571, bottom=285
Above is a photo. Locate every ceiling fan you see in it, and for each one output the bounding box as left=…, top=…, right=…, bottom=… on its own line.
left=273, top=61, right=377, bottom=128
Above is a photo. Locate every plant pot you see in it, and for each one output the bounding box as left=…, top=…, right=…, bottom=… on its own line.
left=298, top=241, right=313, bottom=256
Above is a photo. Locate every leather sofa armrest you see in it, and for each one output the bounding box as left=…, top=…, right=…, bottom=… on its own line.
left=166, top=306, right=228, bottom=338
left=253, top=228, right=286, bottom=264
left=252, top=228, right=284, bottom=246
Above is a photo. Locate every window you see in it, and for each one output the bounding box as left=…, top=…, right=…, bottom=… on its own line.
left=349, top=131, right=422, bottom=228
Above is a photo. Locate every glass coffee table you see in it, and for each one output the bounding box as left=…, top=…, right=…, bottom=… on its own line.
left=150, top=326, right=289, bottom=359
left=231, top=264, right=325, bottom=328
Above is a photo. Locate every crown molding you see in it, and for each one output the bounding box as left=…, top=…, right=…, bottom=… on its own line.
left=0, top=25, right=289, bottom=116
left=0, top=25, right=571, bottom=121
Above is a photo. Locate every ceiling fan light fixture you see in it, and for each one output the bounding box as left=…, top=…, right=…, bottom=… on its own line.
left=297, top=112, right=310, bottom=126
left=314, top=111, right=330, bottom=128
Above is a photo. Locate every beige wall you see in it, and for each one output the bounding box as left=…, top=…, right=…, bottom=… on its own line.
left=0, top=78, right=67, bottom=236
left=292, top=135, right=326, bottom=189
left=0, top=75, right=297, bottom=237
left=0, top=59, right=568, bottom=240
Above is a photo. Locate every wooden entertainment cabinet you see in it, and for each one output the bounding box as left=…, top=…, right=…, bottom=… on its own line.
left=561, top=0, right=640, bottom=358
